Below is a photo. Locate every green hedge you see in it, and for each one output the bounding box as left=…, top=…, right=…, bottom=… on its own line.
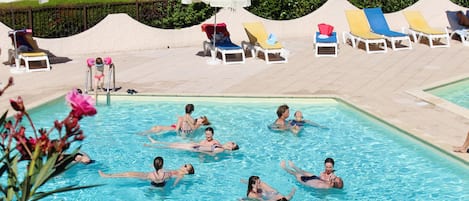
left=451, top=0, right=469, bottom=8
left=347, top=0, right=419, bottom=13
left=247, top=0, right=327, bottom=20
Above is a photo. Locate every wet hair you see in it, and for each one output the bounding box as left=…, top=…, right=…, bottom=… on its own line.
left=200, top=116, right=210, bottom=125
left=185, top=104, right=194, bottom=114
left=205, top=127, right=214, bottom=134
left=276, top=104, right=289, bottom=118
left=247, top=176, right=260, bottom=196
left=324, top=157, right=335, bottom=166
left=186, top=164, right=195, bottom=174
left=333, top=177, right=344, bottom=189
left=231, top=143, right=239, bottom=151
left=95, top=57, right=103, bottom=65
left=277, top=198, right=288, bottom=201
left=153, top=156, right=164, bottom=171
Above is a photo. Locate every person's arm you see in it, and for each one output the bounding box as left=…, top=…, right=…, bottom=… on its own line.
left=290, top=125, right=301, bottom=134
left=98, top=170, right=149, bottom=180
left=304, top=120, right=327, bottom=129
left=259, top=181, right=278, bottom=194
left=172, top=175, right=184, bottom=187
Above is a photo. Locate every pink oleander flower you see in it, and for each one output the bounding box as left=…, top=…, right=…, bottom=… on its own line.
left=10, top=96, right=25, bottom=112
left=65, top=89, right=97, bottom=118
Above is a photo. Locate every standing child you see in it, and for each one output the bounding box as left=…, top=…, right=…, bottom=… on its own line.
left=94, top=57, right=105, bottom=91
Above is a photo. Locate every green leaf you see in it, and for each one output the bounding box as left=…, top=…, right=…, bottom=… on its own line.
left=30, top=153, right=60, bottom=195
left=30, top=184, right=104, bottom=201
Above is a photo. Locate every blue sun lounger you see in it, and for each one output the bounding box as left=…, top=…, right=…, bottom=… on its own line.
left=364, top=7, right=412, bottom=51
left=202, top=23, right=245, bottom=64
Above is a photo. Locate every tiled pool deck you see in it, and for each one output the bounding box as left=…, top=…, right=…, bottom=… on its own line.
left=0, top=0, right=468, bottom=164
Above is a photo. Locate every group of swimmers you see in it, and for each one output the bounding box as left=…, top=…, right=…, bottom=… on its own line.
left=95, top=103, right=342, bottom=200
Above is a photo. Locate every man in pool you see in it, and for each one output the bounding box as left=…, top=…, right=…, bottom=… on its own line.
left=272, top=104, right=291, bottom=130
left=280, top=159, right=343, bottom=189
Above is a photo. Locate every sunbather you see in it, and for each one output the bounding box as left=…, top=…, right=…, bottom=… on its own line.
left=456, top=11, right=469, bottom=27
left=453, top=130, right=469, bottom=153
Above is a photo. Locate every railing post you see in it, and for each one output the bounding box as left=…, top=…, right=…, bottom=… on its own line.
left=135, top=0, right=139, bottom=21
left=83, top=6, right=87, bottom=31
left=28, top=8, right=32, bottom=29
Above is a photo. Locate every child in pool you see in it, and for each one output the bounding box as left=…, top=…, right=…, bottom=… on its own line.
left=290, top=110, right=327, bottom=134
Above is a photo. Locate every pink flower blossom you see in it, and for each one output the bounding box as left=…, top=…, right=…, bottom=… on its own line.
left=10, top=96, right=25, bottom=112
left=65, top=89, right=97, bottom=118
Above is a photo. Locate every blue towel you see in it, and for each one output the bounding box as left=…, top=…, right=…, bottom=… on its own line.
left=216, top=41, right=242, bottom=50
left=316, top=32, right=337, bottom=43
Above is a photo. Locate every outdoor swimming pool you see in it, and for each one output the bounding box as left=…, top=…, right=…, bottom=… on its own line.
left=25, top=96, right=468, bottom=200
left=426, top=78, right=469, bottom=109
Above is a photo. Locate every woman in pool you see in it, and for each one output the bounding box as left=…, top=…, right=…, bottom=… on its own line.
left=245, top=175, right=296, bottom=201
left=141, top=104, right=210, bottom=135
left=143, top=116, right=210, bottom=134
left=98, top=156, right=194, bottom=187
left=144, top=135, right=239, bottom=155
left=280, top=159, right=343, bottom=189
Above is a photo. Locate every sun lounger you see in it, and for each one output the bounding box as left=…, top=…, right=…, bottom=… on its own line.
left=446, top=10, right=469, bottom=46
left=201, top=23, right=245, bottom=64
left=314, top=31, right=338, bottom=57
left=364, top=7, right=412, bottom=51
left=403, top=10, right=450, bottom=48
left=242, top=22, right=288, bottom=64
left=343, top=10, right=387, bottom=54
left=8, top=29, right=51, bottom=72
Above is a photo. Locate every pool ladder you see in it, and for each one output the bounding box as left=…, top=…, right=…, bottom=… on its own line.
left=84, top=63, right=116, bottom=106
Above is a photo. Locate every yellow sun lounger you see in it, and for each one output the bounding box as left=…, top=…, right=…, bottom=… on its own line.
left=342, top=10, right=387, bottom=54
left=403, top=10, right=450, bottom=48
left=242, top=22, right=288, bottom=64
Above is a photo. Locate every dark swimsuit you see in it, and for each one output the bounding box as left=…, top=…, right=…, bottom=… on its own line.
left=151, top=180, right=166, bottom=187
left=150, top=171, right=168, bottom=187
left=300, top=175, right=321, bottom=182
left=290, top=120, right=305, bottom=127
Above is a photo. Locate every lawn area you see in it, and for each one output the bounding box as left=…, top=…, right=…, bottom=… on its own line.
left=0, top=0, right=151, bottom=8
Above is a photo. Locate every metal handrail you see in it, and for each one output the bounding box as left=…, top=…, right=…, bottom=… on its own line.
left=84, top=59, right=115, bottom=106
left=106, top=63, right=115, bottom=106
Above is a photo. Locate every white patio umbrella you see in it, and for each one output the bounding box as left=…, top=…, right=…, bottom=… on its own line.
left=182, top=0, right=251, bottom=63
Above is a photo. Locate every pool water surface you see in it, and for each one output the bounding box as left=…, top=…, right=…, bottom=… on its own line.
left=426, top=78, right=469, bottom=109
left=24, top=96, right=469, bottom=200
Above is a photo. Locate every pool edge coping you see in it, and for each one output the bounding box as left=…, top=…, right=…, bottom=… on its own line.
left=406, top=74, right=469, bottom=120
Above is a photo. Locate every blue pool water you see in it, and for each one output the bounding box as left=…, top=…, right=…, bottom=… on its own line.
left=427, top=78, right=469, bottom=109
left=21, top=96, right=469, bottom=200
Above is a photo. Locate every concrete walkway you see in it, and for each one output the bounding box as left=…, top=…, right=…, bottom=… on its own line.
left=0, top=0, right=468, bottom=164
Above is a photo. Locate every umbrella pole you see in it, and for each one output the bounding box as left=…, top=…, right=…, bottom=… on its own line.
left=212, top=8, right=217, bottom=48
left=208, top=7, right=218, bottom=64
